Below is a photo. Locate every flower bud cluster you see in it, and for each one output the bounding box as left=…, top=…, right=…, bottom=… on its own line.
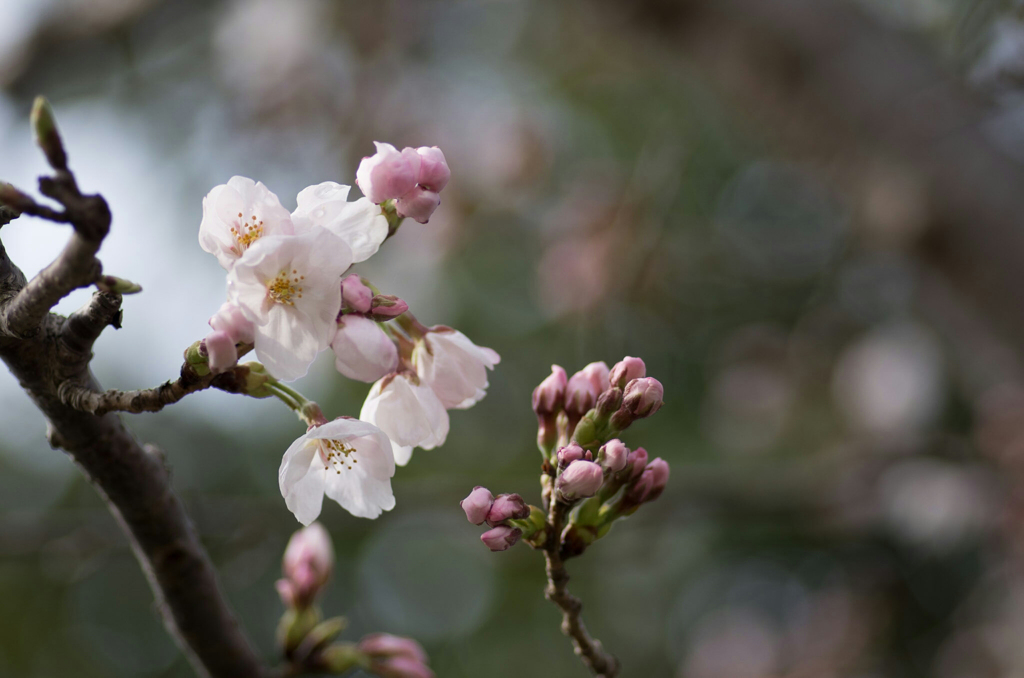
left=468, top=355, right=669, bottom=556
left=356, top=142, right=451, bottom=224
left=461, top=486, right=539, bottom=551
left=274, top=525, right=435, bottom=677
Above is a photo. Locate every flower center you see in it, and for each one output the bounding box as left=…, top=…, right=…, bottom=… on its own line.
left=318, top=439, right=359, bottom=474
left=266, top=269, right=305, bottom=306
left=231, top=212, right=264, bottom=252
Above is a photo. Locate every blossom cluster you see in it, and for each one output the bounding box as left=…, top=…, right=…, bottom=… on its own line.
left=461, top=356, right=668, bottom=553
left=194, top=143, right=498, bottom=525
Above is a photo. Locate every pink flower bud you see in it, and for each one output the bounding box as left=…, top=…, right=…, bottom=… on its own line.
left=209, top=302, right=255, bottom=344
left=395, top=185, right=441, bottom=224
left=485, top=493, right=530, bottom=526
left=204, top=330, right=238, bottom=373
left=565, top=369, right=599, bottom=416
left=275, top=579, right=296, bottom=608
left=625, top=457, right=670, bottom=505
left=599, top=439, right=629, bottom=472
left=481, top=525, right=522, bottom=551
left=281, top=523, right=334, bottom=608
left=358, top=633, right=428, bottom=663
left=581, top=361, right=611, bottom=394
left=532, top=364, right=567, bottom=415
left=341, top=274, right=373, bottom=313
left=622, top=377, right=664, bottom=419
left=609, top=356, right=646, bottom=389
left=555, top=460, right=604, bottom=501
left=356, top=141, right=421, bottom=204
left=556, top=442, right=589, bottom=469
left=415, top=146, right=450, bottom=192
left=370, top=294, right=409, bottom=319
left=332, top=315, right=399, bottom=383
left=376, top=656, right=436, bottom=678
left=461, top=486, right=494, bottom=525
left=627, top=447, right=649, bottom=479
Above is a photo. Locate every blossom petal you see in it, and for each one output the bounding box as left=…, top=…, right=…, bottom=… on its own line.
left=279, top=439, right=325, bottom=526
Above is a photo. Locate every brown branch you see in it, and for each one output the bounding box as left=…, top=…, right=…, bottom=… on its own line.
left=543, top=500, right=620, bottom=678
left=0, top=99, right=270, bottom=678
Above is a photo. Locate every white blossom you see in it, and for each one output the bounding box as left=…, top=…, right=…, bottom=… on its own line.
left=413, top=328, right=500, bottom=410
left=359, top=372, right=449, bottom=466
left=279, top=418, right=396, bottom=524
left=331, top=315, right=399, bottom=383
left=292, top=182, right=388, bottom=263
left=228, top=228, right=350, bottom=381
left=199, top=176, right=294, bottom=270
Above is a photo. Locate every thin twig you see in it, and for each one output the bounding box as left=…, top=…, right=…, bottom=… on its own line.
left=543, top=500, right=620, bottom=678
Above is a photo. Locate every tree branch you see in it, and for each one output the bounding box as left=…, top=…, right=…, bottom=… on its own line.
left=0, top=98, right=270, bottom=678
left=543, top=500, right=619, bottom=678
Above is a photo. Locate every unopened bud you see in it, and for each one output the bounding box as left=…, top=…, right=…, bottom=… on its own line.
left=320, top=642, right=365, bottom=674
left=396, top=185, right=441, bottom=224
left=370, top=294, right=409, bottom=321
left=621, top=377, right=664, bottom=419
left=532, top=364, right=567, bottom=415
left=281, top=523, right=334, bottom=608
left=356, top=142, right=420, bottom=204
left=204, top=330, right=238, bottom=373
left=555, top=460, right=604, bottom=502
left=595, top=387, right=623, bottom=418
left=415, top=146, right=450, bottom=192
left=565, top=369, right=598, bottom=417
left=183, top=340, right=211, bottom=376
left=599, top=439, right=629, bottom=473
left=31, top=96, right=67, bottom=171
left=480, top=525, right=521, bottom=551
left=341, top=274, right=373, bottom=313
left=556, top=443, right=589, bottom=469
left=97, top=275, right=142, bottom=295
left=624, top=457, right=670, bottom=508
left=239, top=362, right=274, bottom=398
left=485, top=493, right=530, bottom=526
left=581, top=361, right=610, bottom=394
left=626, top=447, right=649, bottom=480
left=609, top=356, right=646, bottom=388
left=375, top=656, right=436, bottom=678
left=359, top=633, right=427, bottom=663
left=460, top=486, right=494, bottom=525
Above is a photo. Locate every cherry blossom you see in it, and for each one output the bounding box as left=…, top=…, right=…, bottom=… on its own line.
left=412, top=328, right=500, bottom=410
left=359, top=372, right=449, bottom=466
left=279, top=418, right=396, bottom=524
left=356, top=142, right=420, bottom=204
left=228, top=228, right=350, bottom=381
left=331, top=315, right=398, bottom=383
left=291, top=181, right=388, bottom=263
left=199, top=176, right=294, bottom=270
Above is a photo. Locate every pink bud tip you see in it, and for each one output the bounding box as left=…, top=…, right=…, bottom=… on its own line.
left=626, top=457, right=670, bottom=505
left=556, top=442, right=588, bottom=469
left=565, top=370, right=599, bottom=416
left=415, top=146, right=450, bottom=193
left=376, top=655, right=436, bottom=678
left=609, top=356, right=646, bottom=389
left=485, top=493, right=530, bottom=527
left=358, top=633, right=428, bottom=663
left=627, top=447, right=649, bottom=480
left=622, top=377, right=664, bottom=419
left=599, top=439, right=629, bottom=472
left=371, top=294, right=409, bottom=318
left=581, top=361, right=611, bottom=394
left=532, top=364, right=567, bottom=415
left=275, top=579, right=295, bottom=608
left=208, top=302, right=254, bottom=344
left=282, top=523, right=334, bottom=607
left=555, top=460, right=604, bottom=501
left=480, top=525, right=522, bottom=551
left=396, top=185, right=441, bottom=224
left=356, top=141, right=421, bottom=204
left=461, top=486, right=494, bottom=525
left=204, top=330, right=238, bottom=373
left=341, top=274, right=373, bottom=313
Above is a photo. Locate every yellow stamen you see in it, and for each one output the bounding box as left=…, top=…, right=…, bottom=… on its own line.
left=266, top=270, right=304, bottom=306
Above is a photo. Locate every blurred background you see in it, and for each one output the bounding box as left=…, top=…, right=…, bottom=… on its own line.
left=4, top=0, right=1024, bottom=676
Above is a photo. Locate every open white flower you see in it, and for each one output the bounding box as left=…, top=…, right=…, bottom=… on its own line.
left=228, top=228, right=351, bottom=381
left=360, top=372, right=449, bottom=466
left=413, top=328, right=500, bottom=410
left=279, top=418, right=396, bottom=524
left=292, top=182, right=389, bottom=263
left=199, top=176, right=295, bottom=270
left=332, top=315, right=399, bottom=383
